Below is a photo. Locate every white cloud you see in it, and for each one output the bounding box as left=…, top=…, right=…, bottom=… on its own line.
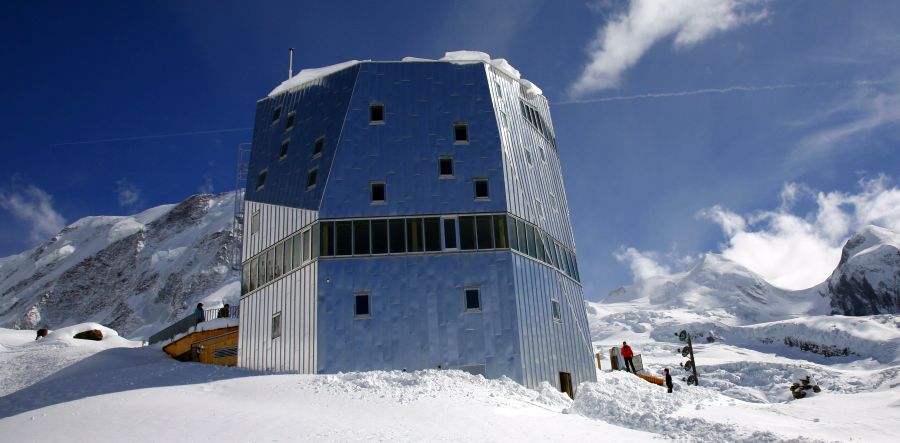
left=790, top=78, right=900, bottom=164
left=0, top=185, right=67, bottom=244
left=700, top=176, right=900, bottom=290
left=570, top=0, right=767, bottom=97
left=116, top=179, right=141, bottom=209
left=614, top=247, right=672, bottom=282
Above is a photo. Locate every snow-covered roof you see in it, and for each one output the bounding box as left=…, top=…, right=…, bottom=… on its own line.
left=267, top=51, right=542, bottom=98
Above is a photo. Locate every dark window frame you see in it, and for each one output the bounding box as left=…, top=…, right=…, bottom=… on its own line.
left=313, top=136, right=324, bottom=158
left=438, top=156, right=454, bottom=178
left=272, top=311, right=282, bottom=339
left=454, top=122, right=469, bottom=144
left=369, top=103, right=385, bottom=124
left=474, top=178, right=490, bottom=200
left=271, top=105, right=283, bottom=124
left=464, top=287, right=482, bottom=312
left=354, top=293, right=371, bottom=319
left=551, top=299, right=562, bottom=322
left=306, top=168, right=318, bottom=190
left=279, top=139, right=290, bottom=160
left=256, top=169, right=268, bottom=191
left=284, top=111, right=296, bottom=131
left=371, top=182, right=386, bottom=204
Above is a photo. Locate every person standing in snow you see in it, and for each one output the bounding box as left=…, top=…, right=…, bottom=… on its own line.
left=621, top=341, right=637, bottom=373
left=218, top=303, right=230, bottom=318
left=194, top=303, right=205, bottom=325
left=664, top=368, right=673, bottom=393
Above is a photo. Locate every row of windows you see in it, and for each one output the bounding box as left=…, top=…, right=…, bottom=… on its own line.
left=241, top=213, right=580, bottom=296
left=519, top=100, right=555, bottom=147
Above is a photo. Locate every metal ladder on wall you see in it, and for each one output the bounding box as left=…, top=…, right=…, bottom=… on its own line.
left=230, top=143, right=252, bottom=274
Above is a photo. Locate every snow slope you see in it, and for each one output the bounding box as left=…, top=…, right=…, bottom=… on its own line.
left=823, top=225, right=900, bottom=315
left=0, top=192, right=240, bottom=339
left=2, top=323, right=899, bottom=442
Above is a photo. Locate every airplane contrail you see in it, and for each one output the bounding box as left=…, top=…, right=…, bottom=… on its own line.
left=553, top=79, right=894, bottom=105
left=53, top=127, right=254, bottom=146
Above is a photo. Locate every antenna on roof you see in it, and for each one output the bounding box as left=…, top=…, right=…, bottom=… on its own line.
left=288, top=48, right=294, bottom=79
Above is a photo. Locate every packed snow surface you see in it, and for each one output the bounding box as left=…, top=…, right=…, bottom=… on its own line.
left=268, top=50, right=543, bottom=98
left=3, top=322, right=899, bottom=442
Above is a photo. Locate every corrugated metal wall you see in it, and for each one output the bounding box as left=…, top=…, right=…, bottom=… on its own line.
left=486, top=66, right=577, bottom=250
left=511, top=254, right=596, bottom=391
left=239, top=200, right=319, bottom=372
left=238, top=261, right=317, bottom=372
left=243, top=200, right=318, bottom=258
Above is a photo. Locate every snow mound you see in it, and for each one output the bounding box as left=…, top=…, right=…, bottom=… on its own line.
left=312, top=369, right=573, bottom=410
left=269, top=51, right=544, bottom=99
left=568, top=372, right=808, bottom=442
left=268, top=59, right=366, bottom=97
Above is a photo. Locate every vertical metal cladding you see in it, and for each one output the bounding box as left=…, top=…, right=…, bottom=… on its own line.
left=239, top=58, right=596, bottom=392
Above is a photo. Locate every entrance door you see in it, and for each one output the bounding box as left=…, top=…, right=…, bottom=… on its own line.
left=559, top=372, right=574, bottom=399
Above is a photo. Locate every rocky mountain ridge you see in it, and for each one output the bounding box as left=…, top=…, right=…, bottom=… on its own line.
left=0, top=192, right=240, bottom=339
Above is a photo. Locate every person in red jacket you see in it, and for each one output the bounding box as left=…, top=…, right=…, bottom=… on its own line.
left=621, top=341, right=637, bottom=373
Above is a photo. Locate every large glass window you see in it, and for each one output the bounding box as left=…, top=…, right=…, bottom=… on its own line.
left=507, top=216, right=519, bottom=251
left=443, top=218, right=458, bottom=250
left=354, top=220, right=370, bottom=255
left=525, top=224, right=537, bottom=258
left=424, top=217, right=441, bottom=252
left=493, top=215, right=508, bottom=249
left=371, top=219, right=388, bottom=254
left=535, top=231, right=545, bottom=262
left=292, top=234, right=302, bottom=267
left=406, top=218, right=423, bottom=253
left=266, top=248, right=275, bottom=282
left=274, top=243, right=283, bottom=278
left=248, top=258, right=257, bottom=291
left=284, top=237, right=293, bottom=271
left=258, top=255, right=266, bottom=286
left=476, top=216, right=493, bottom=249
left=311, top=223, right=320, bottom=259
left=389, top=219, right=405, bottom=253
left=459, top=216, right=476, bottom=250
left=302, top=230, right=311, bottom=262
left=516, top=219, right=526, bottom=253
left=335, top=221, right=352, bottom=256
left=242, top=263, right=250, bottom=295
left=320, top=221, right=334, bottom=257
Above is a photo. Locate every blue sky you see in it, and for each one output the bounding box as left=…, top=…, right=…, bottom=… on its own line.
left=2, top=0, right=899, bottom=299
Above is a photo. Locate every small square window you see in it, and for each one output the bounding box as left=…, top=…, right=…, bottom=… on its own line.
left=271, top=311, right=282, bottom=339
left=438, top=157, right=454, bottom=177
left=370, top=103, right=385, bottom=124
left=272, top=106, right=282, bottom=123
left=306, top=168, right=318, bottom=189
left=250, top=211, right=260, bottom=235
left=279, top=140, right=289, bottom=160
left=465, top=288, right=481, bottom=312
left=495, top=81, right=502, bottom=98
left=474, top=178, right=489, bottom=200
left=371, top=182, right=385, bottom=203
left=256, top=169, right=267, bottom=191
left=354, top=293, right=371, bottom=318
left=454, top=123, right=469, bottom=144
left=285, top=112, right=295, bottom=131
left=536, top=200, right=545, bottom=218
left=313, top=136, right=324, bottom=157
left=524, top=149, right=533, bottom=165
left=551, top=299, right=562, bottom=322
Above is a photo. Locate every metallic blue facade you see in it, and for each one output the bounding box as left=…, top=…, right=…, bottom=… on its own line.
left=240, top=59, right=595, bottom=393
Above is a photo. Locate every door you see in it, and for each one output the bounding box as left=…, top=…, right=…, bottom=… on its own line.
left=559, top=372, right=574, bottom=399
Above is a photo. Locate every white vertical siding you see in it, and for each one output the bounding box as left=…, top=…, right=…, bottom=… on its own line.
left=242, top=200, right=319, bottom=259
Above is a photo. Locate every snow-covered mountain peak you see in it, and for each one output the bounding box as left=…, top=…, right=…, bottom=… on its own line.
left=839, top=224, right=900, bottom=266
left=0, top=192, right=240, bottom=338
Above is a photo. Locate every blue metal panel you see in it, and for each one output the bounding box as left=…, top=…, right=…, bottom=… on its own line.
left=316, top=251, right=522, bottom=382
left=319, top=62, right=507, bottom=218
left=246, top=64, right=360, bottom=210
